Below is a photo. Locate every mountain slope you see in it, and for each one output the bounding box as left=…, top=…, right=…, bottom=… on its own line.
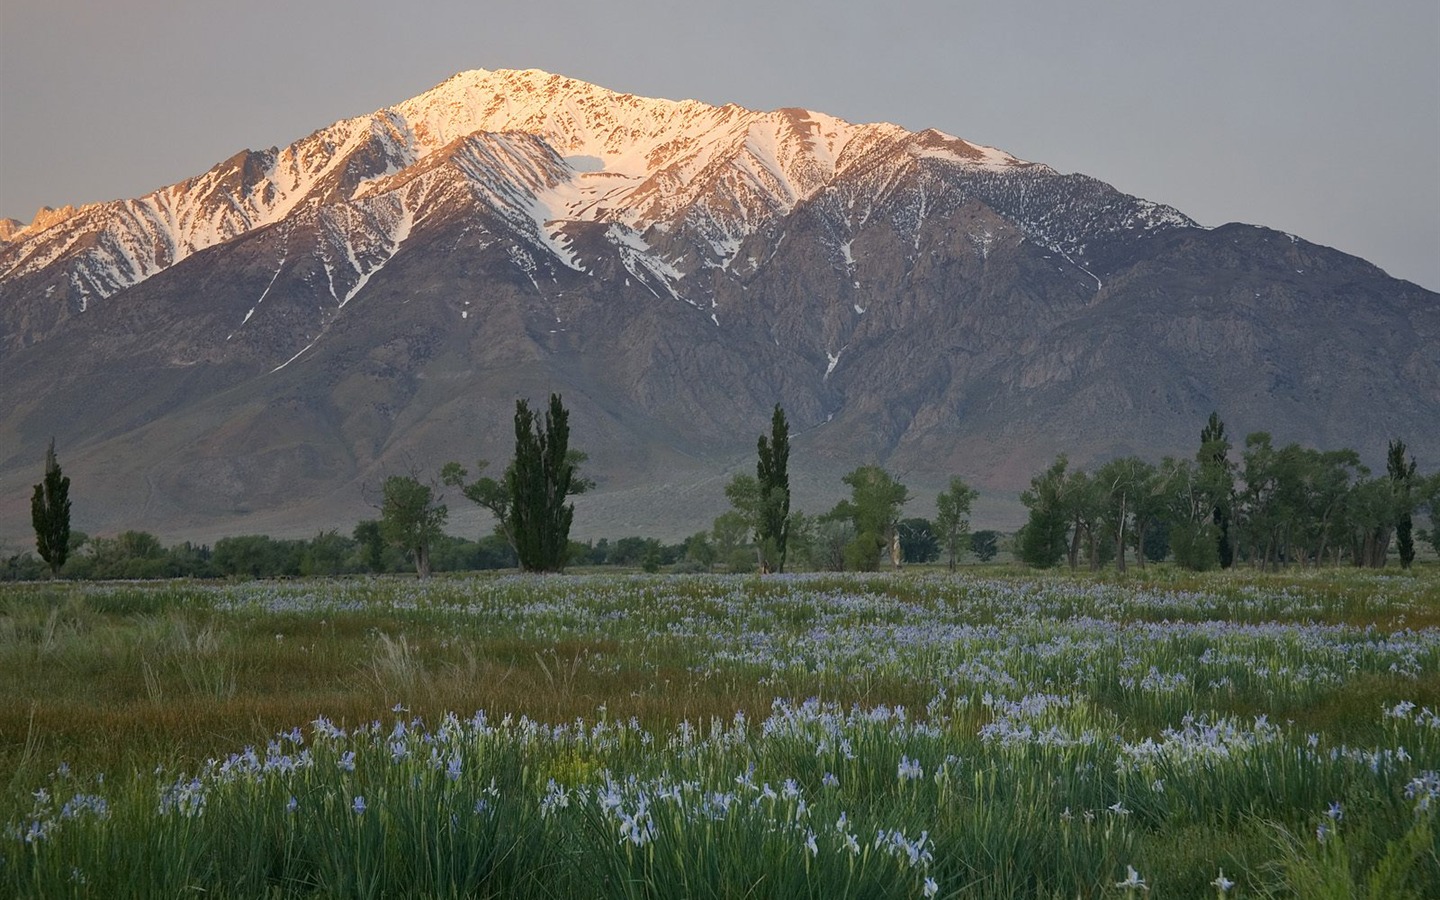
left=1, top=69, right=1434, bottom=543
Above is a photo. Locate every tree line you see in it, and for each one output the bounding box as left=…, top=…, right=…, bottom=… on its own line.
left=1016, top=413, right=1439, bottom=571
left=17, top=403, right=1436, bottom=581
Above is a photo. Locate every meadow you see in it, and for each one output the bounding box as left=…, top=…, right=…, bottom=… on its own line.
left=2, top=568, right=1437, bottom=897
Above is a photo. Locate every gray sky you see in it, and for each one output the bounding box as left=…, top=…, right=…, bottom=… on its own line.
left=3, top=0, right=1437, bottom=290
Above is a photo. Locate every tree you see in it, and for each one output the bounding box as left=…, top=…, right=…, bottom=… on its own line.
left=934, top=477, right=978, bottom=571
left=969, top=530, right=1000, bottom=562
left=379, top=475, right=448, bottom=578
left=30, top=438, right=71, bottom=577
left=712, top=510, right=754, bottom=572
left=1095, top=456, right=1159, bottom=573
left=1018, top=456, right=1071, bottom=569
left=897, top=517, right=940, bottom=564
left=1345, top=476, right=1396, bottom=568
left=1388, top=439, right=1418, bottom=569
left=755, top=405, right=792, bottom=573
left=1420, top=473, right=1440, bottom=559
left=1160, top=457, right=1220, bottom=571
left=722, top=472, right=763, bottom=567
left=683, top=531, right=717, bottom=571
left=353, top=520, right=386, bottom=573
left=302, top=529, right=354, bottom=576
left=1198, top=413, right=1235, bottom=568
left=828, top=465, right=909, bottom=571
left=441, top=462, right=514, bottom=551
left=446, top=394, right=589, bottom=572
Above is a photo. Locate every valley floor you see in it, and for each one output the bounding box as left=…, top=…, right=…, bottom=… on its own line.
left=3, top=567, right=1438, bottom=897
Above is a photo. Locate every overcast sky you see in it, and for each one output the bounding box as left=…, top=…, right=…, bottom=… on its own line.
left=3, top=1, right=1437, bottom=290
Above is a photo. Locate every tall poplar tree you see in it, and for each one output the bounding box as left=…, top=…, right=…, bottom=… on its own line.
left=755, top=404, right=791, bottom=573
left=1388, top=438, right=1418, bottom=569
left=1198, top=412, right=1235, bottom=568
left=509, top=394, right=580, bottom=572
left=31, top=438, right=72, bottom=577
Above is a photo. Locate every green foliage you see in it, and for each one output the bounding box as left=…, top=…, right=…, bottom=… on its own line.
left=508, top=395, right=582, bottom=572
left=30, top=439, right=71, bottom=577
left=969, top=530, right=1000, bottom=562
left=755, top=404, right=792, bottom=573
left=379, top=475, right=448, bottom=579
left=1389, top=439, right=1419, bottom=569
left=4, top=570, right=1439, bottom=898
left=828, top=465, right=909, bottom=571
left=444, top=396, right=590, bottom=572
left=1199, top=412, right=1235, bottom=569
left=683, top=532, right=716, bottom=571
left=897, top=517, right=940, bottom=564
left=1170, top=520, right=1220, bottom=571
left=1019, top=456, right=1071, bottom=568
left=214, top=535, right=304, bottom=578
left=352, top=520, right=386, bottom=573
left=934, top=477, right=978, bottom=570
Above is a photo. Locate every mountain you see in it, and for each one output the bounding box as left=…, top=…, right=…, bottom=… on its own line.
left=1, top=69, right=1436, bottom=544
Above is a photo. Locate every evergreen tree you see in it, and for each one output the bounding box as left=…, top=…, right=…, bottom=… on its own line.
left=755, top=404, right=792, bottom=573
left=1388, top=438, right=1418, bottom=569
left=30, top=438, right=71, bottom=577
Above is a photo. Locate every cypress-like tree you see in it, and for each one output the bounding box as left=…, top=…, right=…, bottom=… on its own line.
left=1387, top=438, right=1418, bottom=569
left=31, top=438, right=72, bottom=577
left=755, top=404, right=791, bottom=573
left=1198, top=412, right=1234, bottom=568
left=509, top=394, right=578, bottom=572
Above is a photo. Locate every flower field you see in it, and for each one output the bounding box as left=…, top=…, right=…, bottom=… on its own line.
left=3, top=569, right=1438, bottom=897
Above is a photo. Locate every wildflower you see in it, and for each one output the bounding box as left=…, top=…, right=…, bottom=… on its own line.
left=1316, top=822, right=1330, bottom=843
left=844, top=832, right=861, bottom=855
left=822, top=771, right=839, bottom=788
left=540, top=779, right=570, bottom=817
left=898, top=755, right=923, bottom=781
left=923, top=876, right=939, bottom=897
left=352, top=795, right=366, bottom=814
left=1115, top=865, right=1148, bottom=892
left=1108, top=800, right=1131, bottom=817
left=286, top=796, right=298, bottom=814
left=1211, top=870, right=1235, bottom=893
left=1325, top=801, right=1343, bottom=821
left=805, top=829, right=818, bottom=856
left=337, top=750, right=356, bottom=772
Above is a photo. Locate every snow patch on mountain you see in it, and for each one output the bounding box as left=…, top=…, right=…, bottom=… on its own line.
left=1, top=65, right=1198, bottom=344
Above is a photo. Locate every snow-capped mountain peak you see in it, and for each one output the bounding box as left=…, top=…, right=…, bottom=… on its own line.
left=1, top=67, right=1184, bottom=342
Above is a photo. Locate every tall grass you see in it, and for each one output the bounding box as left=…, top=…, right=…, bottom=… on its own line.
left=2, top=568, right=1438, bottom=896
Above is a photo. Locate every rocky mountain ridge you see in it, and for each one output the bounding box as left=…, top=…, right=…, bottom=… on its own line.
left=1, top=69, right=1434, bottom=543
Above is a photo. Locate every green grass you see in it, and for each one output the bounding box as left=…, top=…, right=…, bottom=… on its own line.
left=3, top=567, right=1438, bottom=897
